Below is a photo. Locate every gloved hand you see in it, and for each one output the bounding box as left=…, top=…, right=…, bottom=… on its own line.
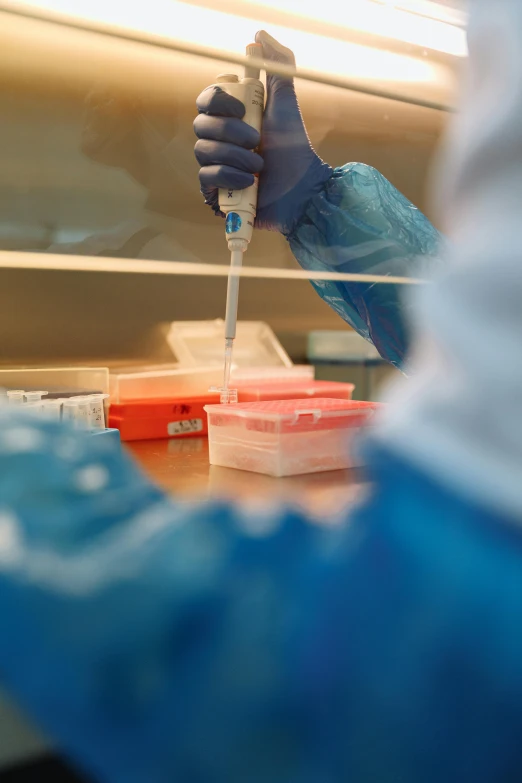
left=194, top=30, right=333, bottom=235
left=194, top=30, right=441, bottom=370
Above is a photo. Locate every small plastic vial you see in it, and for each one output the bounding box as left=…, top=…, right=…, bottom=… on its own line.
left=23, top=401, right=44, bottom=417
left=74, top=397, right=92, bottom=430
left=24, top=391, right=48, bottom=412
left=42, top=399, right=63, bottom=420
left=62, top=398, right=80, bottom=426
left=7, top=390, right=24, bottom=405
left=24, top=391, right=48, bottom=403
left=86, top=394, right=109, bottom=430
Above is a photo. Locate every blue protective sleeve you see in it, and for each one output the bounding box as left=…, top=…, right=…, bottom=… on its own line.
left=1, top=415, right=522, bottom=782
left=288, top=163, right=442, bottom=369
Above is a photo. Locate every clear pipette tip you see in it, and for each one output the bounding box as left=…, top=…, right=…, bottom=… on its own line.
left=223, top=337, right=234, bottom=391
left=209, top=337, right=238, bottom=404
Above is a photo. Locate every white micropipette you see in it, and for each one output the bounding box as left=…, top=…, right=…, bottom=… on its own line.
left=216, top=43, right=265, bottom=403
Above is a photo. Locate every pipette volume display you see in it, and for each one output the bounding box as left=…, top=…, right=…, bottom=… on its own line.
left=216, top=43, right=265, bottom=401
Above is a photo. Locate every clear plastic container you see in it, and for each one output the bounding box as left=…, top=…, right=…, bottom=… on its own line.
left=168, top=319, right=293, bottom=368
left=205, top=398, right=380, bottom=477
left=237, top=380, right=355, bottom=402
left=0, top=367, right=109, bottom=396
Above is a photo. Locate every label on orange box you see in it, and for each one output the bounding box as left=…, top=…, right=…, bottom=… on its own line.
left=167, top=418, right=204, bottom=436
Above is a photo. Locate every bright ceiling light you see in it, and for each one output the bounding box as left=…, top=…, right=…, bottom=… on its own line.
left=1, top=0, right=457, bottom=97
left=242, top=0, right=467, bottom=56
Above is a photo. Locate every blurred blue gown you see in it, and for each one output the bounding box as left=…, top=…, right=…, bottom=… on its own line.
left=0, top=169, right=520, bottom=783
left=0, top=413, right=520, bottom=783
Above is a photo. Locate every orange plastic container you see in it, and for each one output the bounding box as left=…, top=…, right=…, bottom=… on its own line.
left=108, top=395, right=218, bottom=442
left=109, top=382, right=355, bottom=442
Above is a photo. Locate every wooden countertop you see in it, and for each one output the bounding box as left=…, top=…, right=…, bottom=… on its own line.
left=126, top=437, right=369, bottom=518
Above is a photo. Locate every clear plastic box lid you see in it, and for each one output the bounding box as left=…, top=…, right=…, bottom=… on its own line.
left=109, top=364, right=223, bottom=403
left=168, top=320, right=293, bottom=369
left=0, top=367, right=109, bottom=396
left=205, top=398, right=379, bottom=433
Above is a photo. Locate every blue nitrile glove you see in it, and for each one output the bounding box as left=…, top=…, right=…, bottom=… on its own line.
left=194, top=31, right=441, bottom=368
left=194, top=30, right=333, bottom=235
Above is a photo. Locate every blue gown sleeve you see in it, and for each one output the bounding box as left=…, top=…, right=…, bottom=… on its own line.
left=288, top=163, right=442, bottom=369
left=0, top=413, right=522, bottom=783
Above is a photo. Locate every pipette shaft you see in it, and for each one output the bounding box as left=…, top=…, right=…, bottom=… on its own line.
left=217, top=43, right=265, bottom=400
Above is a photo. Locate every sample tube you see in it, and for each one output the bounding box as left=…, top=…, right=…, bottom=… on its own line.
left=62, top=398, right=80, bottom=426
left=87, top=394, right=109, bottom=430
left=24, top=391, right=48, bottom=412
left=23, top=401, right=46, bottom=417
left=7, top=390, right=24, bottom=405
left=42, top=399, right=63, bottom=420
left=74, top=396, right=91, bottom=430
left=24, top=391, right=48, bottom=403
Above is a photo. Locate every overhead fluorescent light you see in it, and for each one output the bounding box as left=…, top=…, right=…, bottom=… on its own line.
left=379, top=1, right=467, bottom=28
left=1, top=0, right=457, bottom=101
left=243, top=0, right=467, bottom=56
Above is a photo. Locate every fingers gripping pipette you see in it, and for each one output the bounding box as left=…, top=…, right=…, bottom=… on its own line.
left=215, top=44, right=265, bottom=403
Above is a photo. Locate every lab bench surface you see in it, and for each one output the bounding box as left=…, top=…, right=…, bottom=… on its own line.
left=126, top=436, right=369, bottom=517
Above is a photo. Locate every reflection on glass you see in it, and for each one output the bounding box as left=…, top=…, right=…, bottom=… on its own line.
left=43, top=87, right=205, bottom=261
left=0, top=9, right=449, bottom=268
left=0, top=8, right=452, bottom=369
